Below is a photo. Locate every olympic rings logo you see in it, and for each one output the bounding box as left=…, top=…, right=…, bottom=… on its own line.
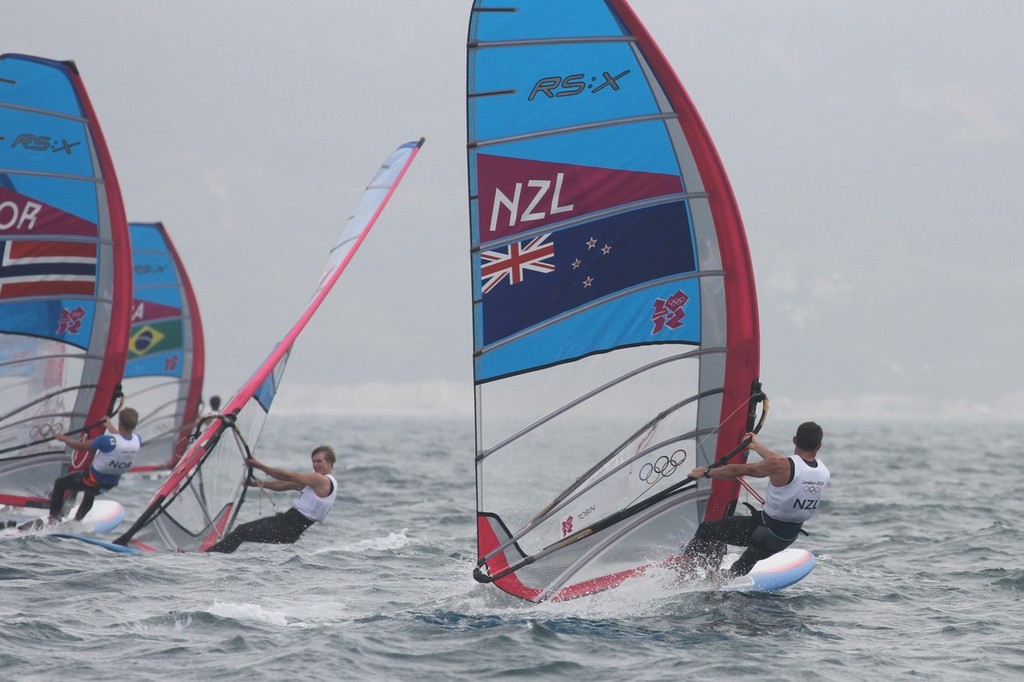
left=30, top=423, right=64, bottom=439
left=802, top=485, right=821, bottom=495
left=638, top=449, right=687, bottom=485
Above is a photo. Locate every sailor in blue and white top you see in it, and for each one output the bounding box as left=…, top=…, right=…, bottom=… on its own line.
left=50, top=407, right=142, bottom=523
left=679, top=422, right=830, bottom=579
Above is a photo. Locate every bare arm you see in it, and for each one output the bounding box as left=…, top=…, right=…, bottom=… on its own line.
left=687, top=432, right=792, bottom=486
left=246, top=456, right=331, bottom=496
left=744, top=432, right=786, bottom=461
left=248, top=478, right=302, bottom=492
left=53, top=432, right=94, bottom=451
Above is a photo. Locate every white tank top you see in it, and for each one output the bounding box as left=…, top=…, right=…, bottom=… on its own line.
left=292, top=474, right=337, bottom=523
left=91, top=433, right=142, bottom=478
left=763, top=456, right=830, bottom=523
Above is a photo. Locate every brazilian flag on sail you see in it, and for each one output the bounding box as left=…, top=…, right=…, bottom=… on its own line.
left=129, top=320, right=183, bottom=358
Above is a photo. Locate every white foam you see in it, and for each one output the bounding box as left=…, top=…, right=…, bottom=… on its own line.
left=207, top=600, right=294, bottom=627
left=339, top=529, right=412, bottom=552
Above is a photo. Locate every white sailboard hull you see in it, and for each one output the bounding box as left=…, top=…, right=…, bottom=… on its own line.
left=1, top=499, right=125, bottom=538
left=679, top=548, right=816, bottom=594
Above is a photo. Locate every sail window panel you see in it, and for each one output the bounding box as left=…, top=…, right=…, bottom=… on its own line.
left=124, top=374, right=186, bottom=465
left=514, top=489, right=707, bottom=600
left=477, top=344, right=704, bottom=542
left=0, top=343, right=87, bottom=454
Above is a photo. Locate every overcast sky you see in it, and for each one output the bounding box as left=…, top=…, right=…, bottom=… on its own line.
left=6, top=1, right=1023, bottom=420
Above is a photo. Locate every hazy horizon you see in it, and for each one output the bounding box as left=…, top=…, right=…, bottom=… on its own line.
left=6, top=1, right=1022, bottom=422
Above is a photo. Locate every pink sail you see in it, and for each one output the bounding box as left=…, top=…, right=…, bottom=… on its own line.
left=114, top=139, right=423, bottom=552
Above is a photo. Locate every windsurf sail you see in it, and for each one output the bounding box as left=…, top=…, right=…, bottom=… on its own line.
left=0, top=54, right=132, bottom=509
left=113, top=139, right=424, bottom=552
left=124, top=222, right=205, bottom=472
left=467, top=1, right=764, bottom=602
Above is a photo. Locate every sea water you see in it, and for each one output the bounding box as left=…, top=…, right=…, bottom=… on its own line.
left=1, top=415, right=1021, bottom=681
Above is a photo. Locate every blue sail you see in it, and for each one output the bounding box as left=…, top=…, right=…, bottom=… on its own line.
left=124, top=222, right=205, bottom=472
left=0, top=55, right=131, bottom=509
left=467, top=1, right=762, bottom=601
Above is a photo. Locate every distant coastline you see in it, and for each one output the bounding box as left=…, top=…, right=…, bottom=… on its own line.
left=266, top=381, right=1023, bottom=422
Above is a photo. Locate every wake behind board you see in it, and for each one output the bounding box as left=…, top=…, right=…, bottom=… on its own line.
left=678, top=548, right=816, bottom=594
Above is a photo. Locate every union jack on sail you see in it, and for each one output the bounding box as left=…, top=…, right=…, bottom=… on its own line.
left=480, top=234, right=555, bottom=294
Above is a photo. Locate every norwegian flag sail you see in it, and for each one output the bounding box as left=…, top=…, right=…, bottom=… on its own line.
left=0, top=54, right=131, bottom=509
left=0, top=238, right=97, bottom=299
left=467, top=1, right=762, bottom=601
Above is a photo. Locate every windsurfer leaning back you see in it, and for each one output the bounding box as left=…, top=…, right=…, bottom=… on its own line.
left=677, top=422, right=830, bottom=580
left=205, top=445, right=338, bottom=553
left=50, top=407, right=142, bottom=524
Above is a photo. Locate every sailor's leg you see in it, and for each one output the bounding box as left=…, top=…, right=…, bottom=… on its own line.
left=679, top=516, right=755, bottom=576
left=74, top=488, right=99, bottom=521
left=48, top=472, right=83, bottom=521
left=726, top=525, right=794, bottom=577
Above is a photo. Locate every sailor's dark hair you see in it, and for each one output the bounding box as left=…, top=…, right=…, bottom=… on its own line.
left=794, top=422, right=823, bottom=451
left=311, top=445, right=336, bottom=465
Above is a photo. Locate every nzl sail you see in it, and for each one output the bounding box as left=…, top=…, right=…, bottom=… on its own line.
left=0, top=54, right=132, bottom=509
left=467, top=1, right=762, bottom=601
left=125, top=222, right=205, bottom=472
left=113, top=139, right=424, bottom=552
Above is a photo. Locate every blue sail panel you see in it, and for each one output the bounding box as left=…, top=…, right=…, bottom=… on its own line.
left=471, top=0, right=624, bottom=41
left=0, top=55, right=85, bottom=116
left=0, top=106, right=95, bottom=182
left=0, top=299, right=99, bottom=350
left=471, top=41, right=659, bottom=141
left=477, top=280, right=702, bottom=381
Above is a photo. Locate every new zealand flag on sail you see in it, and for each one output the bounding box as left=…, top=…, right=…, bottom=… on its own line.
left=480, top=200, right=696, bottom=345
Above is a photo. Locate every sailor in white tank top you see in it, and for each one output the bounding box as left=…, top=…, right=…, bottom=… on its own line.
left=292, top=473, right=337, bottom=522
left=763, top=456, right=830, bottom=523
left=50, top=407, right=141, bottom=522
left=90, top=431, right=143, bottom=486
left=205, top=445, right=339, bottom=553
left=681, top=422, right=830, bottom=578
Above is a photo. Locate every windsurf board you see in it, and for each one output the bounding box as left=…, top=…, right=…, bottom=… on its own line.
left=0, top=499, right=126, bottom=538
left=691, top=548, right=816, bottom=593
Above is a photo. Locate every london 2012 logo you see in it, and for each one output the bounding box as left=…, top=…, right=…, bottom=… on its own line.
left=528, top=70, right=630, bottom=100
left=651, top=290, right=689, bottom=334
